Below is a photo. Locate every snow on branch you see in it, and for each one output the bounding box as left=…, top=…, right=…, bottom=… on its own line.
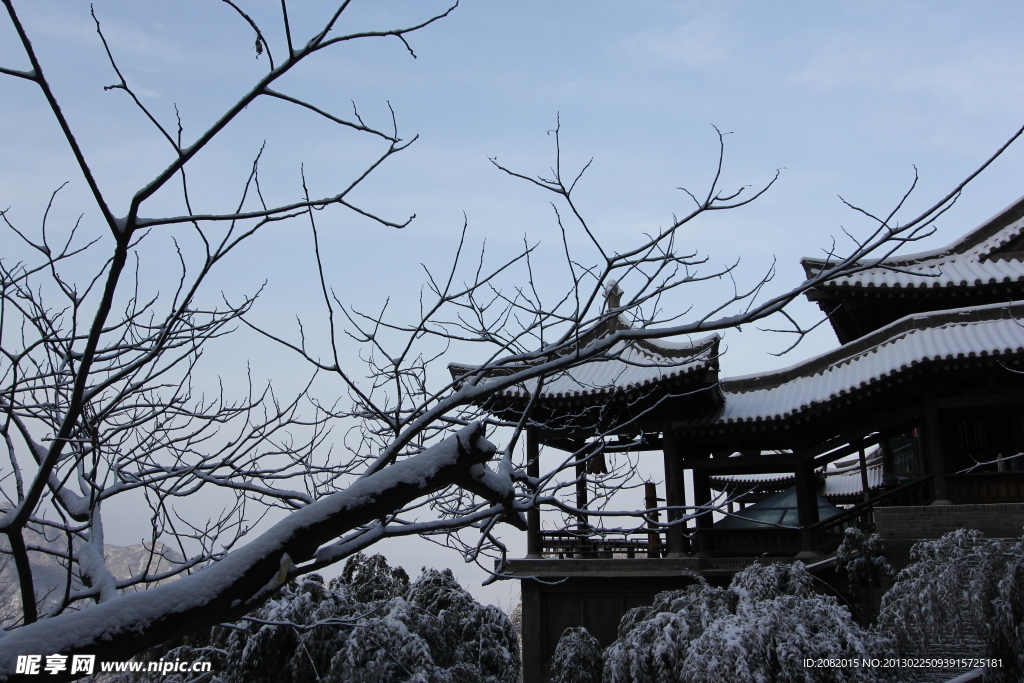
left=0, top=424, right=500, bottom=670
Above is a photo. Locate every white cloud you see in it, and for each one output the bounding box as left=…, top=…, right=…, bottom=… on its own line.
left=623, top=14, right=730, bottom=69
left=791, top=37, right=1024, bottom=117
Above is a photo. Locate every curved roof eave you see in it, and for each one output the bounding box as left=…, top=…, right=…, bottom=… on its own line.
left=675, top=300, right=1024, bottom=428
left=800, top=192, right=1024, bottom=289
left=448, top=331, right=722, bottom=404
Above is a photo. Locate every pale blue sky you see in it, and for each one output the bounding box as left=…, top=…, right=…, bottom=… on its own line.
left=4, top=1, right=1024, bottom=607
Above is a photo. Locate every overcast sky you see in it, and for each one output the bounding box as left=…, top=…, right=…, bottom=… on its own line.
left=4, top=1, right=1024, bottom=608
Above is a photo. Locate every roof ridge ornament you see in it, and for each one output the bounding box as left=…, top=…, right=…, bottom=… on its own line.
left=604, top=279, right=624, bottom=311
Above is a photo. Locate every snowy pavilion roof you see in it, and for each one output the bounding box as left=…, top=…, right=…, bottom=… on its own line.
left=821, top=460, right=884, bottom=501
left=801, top=193, right=1024, bottom=293
left=710, top=451, right=884, bottom=503
left=449, top=329, right=721, bottom=407
left=710, top=470, right=794, bottom=489
left=673, top=299, right=1024, bottom=429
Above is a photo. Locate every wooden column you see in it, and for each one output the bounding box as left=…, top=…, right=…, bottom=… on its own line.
left=692, top=455, right=713, bottom=556
left=644, top=482, right=663, bottom=558
left=526, top=427, right=542, bottom=558
left=858, top=446, right=871, bottom=503
left=925, top=397, right=952, bottom=505
left=662, top=429, right=688, bottom=556
left=575, top=451, right=588, bottom=532
left=793, top=450, right=821, bottom=557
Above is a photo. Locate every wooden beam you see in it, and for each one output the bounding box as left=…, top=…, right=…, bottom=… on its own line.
left=936, top=394, right=1024, bottom=410
left=602, top=436, right=664, bottom=453
left=520, top=580, right=543, bottom=683
left=681, top=452, right=795, bottom=471
left=691, top=453, right=713, bottom=556
left=575, top=455, right=588, bottom=531
left=807, top=417, right=923, bottom=467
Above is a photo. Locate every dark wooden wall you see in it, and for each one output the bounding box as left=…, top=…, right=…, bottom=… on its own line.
left=521, top=574, right=708, bottom=683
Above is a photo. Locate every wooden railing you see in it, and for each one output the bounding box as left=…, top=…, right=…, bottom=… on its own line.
left=539, top=530, right=666, bottom=559
left=947, top=472, right=1024, bottom=504
left=807, top=474, right=934, bottom=552
left=695, top=526, right=800, bottom=556
left=538, top=475, right=936, bottom=559
left=694, top=475, right=934, bottom=556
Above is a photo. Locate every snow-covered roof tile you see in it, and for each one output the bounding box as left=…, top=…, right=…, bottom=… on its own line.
left=710, top=471, right=794, bottom=487
left=802, top=193, right=1024, bottom=291
left=681, top=301, right=1024, bottom=426
left=457, top=333, right=720, bottom=404
left=821, top=461, right=884, bottom=499
left=710, top=458, right=884, bottom=502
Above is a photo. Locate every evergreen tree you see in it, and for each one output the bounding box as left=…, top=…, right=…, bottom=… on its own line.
left=95, top=554, right=519, bottom=683
left=877, top=529, right=1024, bottom=682
left=549, top=627, right=603, bottom=683
left=602, top=562, right=891, bottom=683
left=835, top=528, right=895, bottom=623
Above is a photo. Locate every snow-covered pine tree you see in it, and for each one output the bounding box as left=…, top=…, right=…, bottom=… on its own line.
left=877, top=529, right=1024, bottom=682
left=92, top=554, right=519, bottom=683
left=834, top=528, right=895, bottom=624
left=549, top=627, right=603, bottom=683
left=602, top=561, right=893, bottom=683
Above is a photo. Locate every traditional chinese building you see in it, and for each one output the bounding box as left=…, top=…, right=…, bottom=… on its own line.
left=454, top=195, right=1024, bottom=682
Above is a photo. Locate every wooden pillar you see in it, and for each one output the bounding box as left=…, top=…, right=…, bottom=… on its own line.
left=858, top=446, right=871, bottom=503
left=526, top=427, right=542, bottom=558
left=644, top=482, right=663, bottom=558
left=692, top=461, right=713, bottom=556
left=925, top=397, right=952, bottom=505
left=794, top=450, right=821, bottom=557
left=662, top=430, right=688, bottom=556
left=575, top=451, right=588, bottom=532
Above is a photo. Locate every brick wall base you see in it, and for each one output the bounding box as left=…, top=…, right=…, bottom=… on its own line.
left=875, top=502, right=1024, bottom=540
left=874, top=503, right=1024, bottom=570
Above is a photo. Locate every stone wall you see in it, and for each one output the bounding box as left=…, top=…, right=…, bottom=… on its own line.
left=875, top=502, right=1024, bottom=541
left=874, top=503, right=1024, bottom=571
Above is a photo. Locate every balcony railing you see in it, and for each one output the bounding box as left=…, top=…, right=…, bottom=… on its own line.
left=539, top=530, right=666, bottom=559
left=947, top=472, right=1024, bottom=504
left=695, top=526, right=800, bottom=556
left=537, top=475, right=936, bottom=559
left=808, top=474, right=934, bottom=550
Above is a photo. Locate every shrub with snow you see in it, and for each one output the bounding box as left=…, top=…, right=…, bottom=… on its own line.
left=343, top=552, right=411, bottom=603
left=686, top=593, right=886, bottom=683
left=602, top=561, right=893, bottom=683
left=877, top=529, right=1024, bottom=683
left=549, top=627, right=603, bottom=683
left=603, top=582, right=736, bottom=683
left=93, top=554, right=519, bottom=683
left=835, top=528, right=895, bottom=623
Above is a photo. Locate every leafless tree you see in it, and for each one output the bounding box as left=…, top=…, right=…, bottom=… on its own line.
left=0, top=1, right=1019, bottom=678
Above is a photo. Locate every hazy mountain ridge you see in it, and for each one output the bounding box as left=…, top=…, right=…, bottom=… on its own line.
left=1, top=528, right=185, bottom=628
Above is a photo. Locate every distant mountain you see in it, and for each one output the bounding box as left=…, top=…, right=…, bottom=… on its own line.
left=1, top=529, right=185, bottom=627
